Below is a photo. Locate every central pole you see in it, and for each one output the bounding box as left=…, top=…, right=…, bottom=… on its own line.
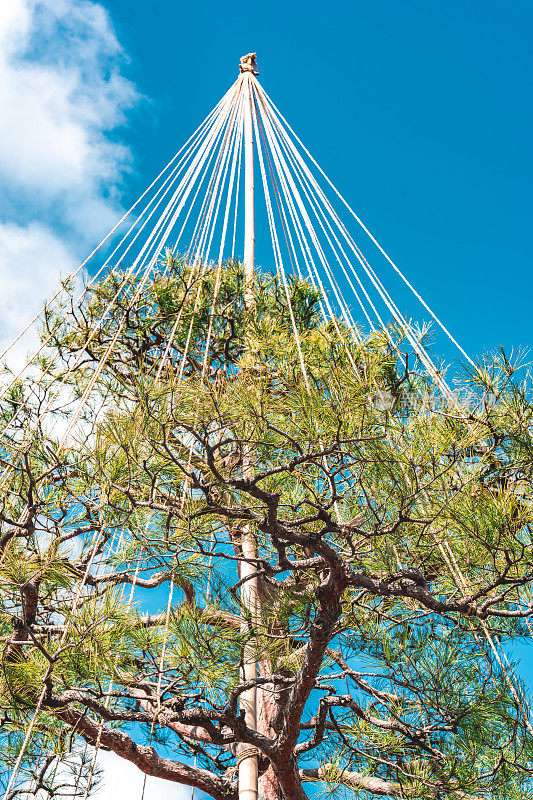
left=238, top=53, right=259, bottom=800
left=243, top=69, right=255, bottom=306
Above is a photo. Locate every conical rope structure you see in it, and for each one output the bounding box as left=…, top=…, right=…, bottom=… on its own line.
left=1, top=53, right=532, bottom=800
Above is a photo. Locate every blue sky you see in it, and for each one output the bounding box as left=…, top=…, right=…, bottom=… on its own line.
left=104, top=0, right=533, bottom=362
left=1, top=1, right=532, bottom=365
left=0, top=0, right=532, bottom=797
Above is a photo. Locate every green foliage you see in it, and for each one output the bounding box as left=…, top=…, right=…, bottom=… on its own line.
left=1, top=256, right=533, bottom=799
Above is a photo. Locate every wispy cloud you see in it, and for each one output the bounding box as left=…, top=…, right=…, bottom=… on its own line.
left=0, top=0, right=140, bottom=359
left=95, top=751, right=193, bottom=800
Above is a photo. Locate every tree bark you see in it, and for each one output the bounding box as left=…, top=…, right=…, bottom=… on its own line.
left=56, top=708, right=238, bottom=800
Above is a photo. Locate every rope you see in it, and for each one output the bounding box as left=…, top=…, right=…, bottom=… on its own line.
left=253, top=83, right=357, bottom=331
left=3, top=59, right=532, bottom=798
left=254, top=79, right=451, bottom=389
left=251, top=84, right=310, bottom=390
left=257, top=81, right=453, bottom=398
left=0, top=86, right=239, bottom=795
left=257, top=83, right=476, bottom=370
left=253, top=72, right=533, bottom=740
left=0, top=86, right=228, bottom=374
left=0, top=100, right=228, bottom=450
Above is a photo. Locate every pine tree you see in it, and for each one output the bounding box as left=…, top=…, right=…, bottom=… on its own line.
left=1, top=256, right=533, bottom=800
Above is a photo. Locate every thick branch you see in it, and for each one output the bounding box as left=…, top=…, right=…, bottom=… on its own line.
left=300, top=766, right=405, bottom=797
left=56, top=707, right=237, bottom=800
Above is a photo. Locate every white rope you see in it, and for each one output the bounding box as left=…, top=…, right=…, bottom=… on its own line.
left=255, top=81, right=452, bottom=397
left=0, top=91, right=229, bottom=367
left=166, top=88, right=240, bottom=263
left=255, top=85, right=438, bottom=368
left=257, top=84, right=476, bottom=370
left=1, top=76, right=239, bottom=797
left=250, top=78, right=310, bottom=390
left=218, top=91, right=245, bottom=266
left=0, top=94, right=233, bottom=458
left=30, top=92, right=238, bottom=448
left=255, top=89, right=376, bottom=333
left=252, top=81, right=358, bottom=331
left=201, top=86, right=246, bottom=266
left=253, top=102, right=363, bottom=370
left=232, top=117, right=244, bottom=261
left=190, top=82, right=244, bottom=268
left=0, top=110, right=217, bottom=412
left=150, top=89, right=245, bottom=383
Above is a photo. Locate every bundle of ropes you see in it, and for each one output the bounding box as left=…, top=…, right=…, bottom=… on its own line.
left=0, top=53, right=532, bottom=800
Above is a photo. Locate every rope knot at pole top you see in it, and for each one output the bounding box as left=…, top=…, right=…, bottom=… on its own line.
left=239, top=53, right=259, bottom=75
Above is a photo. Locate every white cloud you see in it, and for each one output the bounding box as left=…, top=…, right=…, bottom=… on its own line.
left=95, top=751, right=193, bottom=800
left=0, top=0, right=137, bottom=206
left=0, top=0, right=140, bottom=362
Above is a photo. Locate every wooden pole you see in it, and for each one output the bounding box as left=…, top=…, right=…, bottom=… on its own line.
left=243, top=71, right=255, bottom=306
left=238, top=56, right=259, bottom=800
